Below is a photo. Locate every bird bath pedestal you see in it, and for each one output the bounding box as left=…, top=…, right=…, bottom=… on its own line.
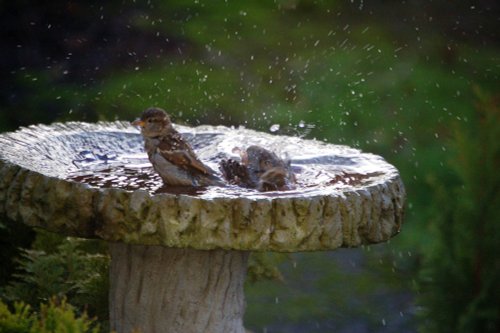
left=0, top=121, right=405, bottom=333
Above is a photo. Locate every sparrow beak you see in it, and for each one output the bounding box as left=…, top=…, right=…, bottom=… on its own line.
left=131, top=119, right=145, bottom=127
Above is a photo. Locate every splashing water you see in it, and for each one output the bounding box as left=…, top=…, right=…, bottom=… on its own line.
left=0, top=121, right=397, bottom=199
left=269, top=124, right=280, bottom=132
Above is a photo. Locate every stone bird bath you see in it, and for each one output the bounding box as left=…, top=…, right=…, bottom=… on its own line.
left=0, top=121, right=405, bottom=333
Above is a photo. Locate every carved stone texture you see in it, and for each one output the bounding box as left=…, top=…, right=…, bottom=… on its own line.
left=109, top=244, right=248, bottom=333
left=0, top=121, right=405, bottom=252
left=0, top=121, right=406, bottom=333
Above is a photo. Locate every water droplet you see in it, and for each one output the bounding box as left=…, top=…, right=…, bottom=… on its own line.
left=269, top=124, right=280, bottom=132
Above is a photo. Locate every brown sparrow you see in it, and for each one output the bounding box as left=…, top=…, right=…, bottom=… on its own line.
left=220, top=145, right=295, bottom=191
left=132, top=107, right=222, bottom=187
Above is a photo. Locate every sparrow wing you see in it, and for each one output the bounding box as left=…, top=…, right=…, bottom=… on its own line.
left=157, top=133, right=212, bottom=175
left=219, top=159, right=254, bottom=187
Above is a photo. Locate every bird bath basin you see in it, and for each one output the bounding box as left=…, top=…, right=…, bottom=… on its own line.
left=0, top=121, right=406, bottom=333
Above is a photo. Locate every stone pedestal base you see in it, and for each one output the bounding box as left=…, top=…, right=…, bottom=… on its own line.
left=109, top=243, right=249, bottom=333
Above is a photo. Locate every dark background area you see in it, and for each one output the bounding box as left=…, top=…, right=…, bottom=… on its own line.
left=0, top=1, right=498, bottom=332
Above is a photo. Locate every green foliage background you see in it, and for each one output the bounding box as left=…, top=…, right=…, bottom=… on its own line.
left=0, top=297, right=100, bottom=333
left=0, top=1, right=498, bottom=332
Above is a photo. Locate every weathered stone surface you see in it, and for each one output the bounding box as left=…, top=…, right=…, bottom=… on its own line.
left=0, top=121, right=405, bottom=252
left=109, top=244, right=248, bottom=333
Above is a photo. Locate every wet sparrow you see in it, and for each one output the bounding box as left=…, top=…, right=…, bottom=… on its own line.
left=132, top=107, right=222, bottom=186
left=220, top=145, right=295, bottom=191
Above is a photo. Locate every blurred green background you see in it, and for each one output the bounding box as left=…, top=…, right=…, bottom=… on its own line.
left=0, top=1, right=498, bottom=332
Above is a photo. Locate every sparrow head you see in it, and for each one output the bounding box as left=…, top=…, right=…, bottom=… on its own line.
left=246, top=145, right=284, bottom=171
left=132, top=107, right=173, bottom=137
